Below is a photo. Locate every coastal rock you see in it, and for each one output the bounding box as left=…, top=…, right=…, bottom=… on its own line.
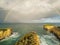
left=15, top=31, right=40, bottom=45
left=0, top=31, right=4, bottom=40
left=43, top=24, right=60, bottom=40
left=0, top=28, right=12, bottom=40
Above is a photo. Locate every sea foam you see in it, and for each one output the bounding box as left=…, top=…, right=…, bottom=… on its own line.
left=0, top=32, right=20, bottom=42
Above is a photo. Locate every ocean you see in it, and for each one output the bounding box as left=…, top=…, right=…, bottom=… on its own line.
left=0, top=23, right=60, bottom=45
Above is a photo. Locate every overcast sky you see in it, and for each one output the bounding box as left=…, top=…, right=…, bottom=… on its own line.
left=0, top=0, right=60, bottom=23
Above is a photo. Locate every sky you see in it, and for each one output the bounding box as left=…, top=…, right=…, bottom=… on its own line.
left=0, top=0, right=60, bottom=23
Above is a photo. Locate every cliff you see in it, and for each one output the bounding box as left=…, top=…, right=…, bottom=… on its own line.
left=0, top=28, right=12, bottom=40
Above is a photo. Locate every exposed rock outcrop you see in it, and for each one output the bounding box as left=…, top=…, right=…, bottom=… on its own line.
left=15, top=31, right=40, bottom=45
left=0, top=28, right=12, bottom=40
left=43, top=24, right=60, bottom=40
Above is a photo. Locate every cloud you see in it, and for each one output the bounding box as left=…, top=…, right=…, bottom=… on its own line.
left=0, top=0, right=60, bottom=23
left=4, top=16, right=60, bottom=23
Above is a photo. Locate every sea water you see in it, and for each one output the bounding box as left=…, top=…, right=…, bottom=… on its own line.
left=0, top=23, right=60, bottom=45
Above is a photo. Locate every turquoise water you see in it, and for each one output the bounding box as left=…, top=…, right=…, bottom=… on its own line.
left=0, top=23, right=60, bottom=45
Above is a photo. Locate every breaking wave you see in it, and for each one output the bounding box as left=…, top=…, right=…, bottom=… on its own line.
left=40, top=34, right=60, bottom=45
left=0, top=32, right=20, bottom=42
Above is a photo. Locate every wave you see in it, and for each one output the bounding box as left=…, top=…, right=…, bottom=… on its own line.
left=40, top=34, right=60, bottom=45
left=0, top=32, right=20, bottom=42
left=0, top=32, right=60, bottom=45
left=40, top=36, right=48, bottom=45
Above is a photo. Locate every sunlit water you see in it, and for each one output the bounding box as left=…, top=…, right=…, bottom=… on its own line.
left=0, top=23, right=60, bottom=45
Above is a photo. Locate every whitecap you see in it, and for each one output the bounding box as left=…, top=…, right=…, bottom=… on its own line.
left=0, top=32, right=20, bottom=42
left=40, top=34, right=60, bottom=45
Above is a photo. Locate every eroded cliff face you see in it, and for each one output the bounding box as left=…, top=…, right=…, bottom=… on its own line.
left=15, top=31, right=40, bottom=45
left=0, top=28, right=12, bottom=40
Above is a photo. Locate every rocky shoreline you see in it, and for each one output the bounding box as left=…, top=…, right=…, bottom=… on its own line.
left=43, top=24, right=60, bottom=40
left=0, top=28, right=12, bottom=40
